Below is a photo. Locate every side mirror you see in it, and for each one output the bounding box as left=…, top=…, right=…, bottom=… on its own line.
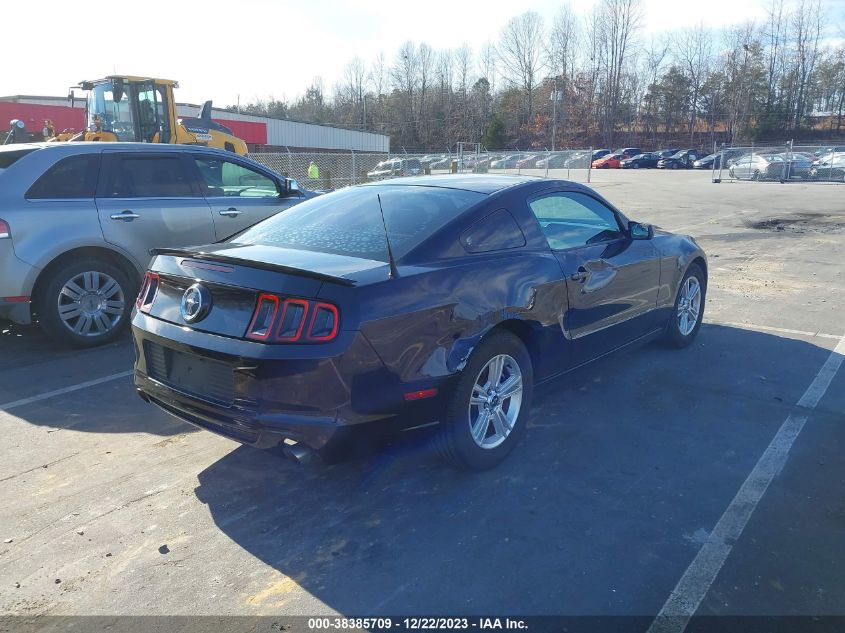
left=629, top=221, right=653, bottom=240
left=286, top=178, right=299, bottom=193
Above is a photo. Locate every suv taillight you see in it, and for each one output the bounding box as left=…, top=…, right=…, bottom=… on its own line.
left=0, top=219, right=10, bottom=239
left=136, top=272, right=160, bottom=313
left=246, top=294, right=339, bottom=343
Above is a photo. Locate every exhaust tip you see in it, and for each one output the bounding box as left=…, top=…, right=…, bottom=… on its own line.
left=281, top=439, right=314, bottom=464
left=136, top=388, right=151, bottom=403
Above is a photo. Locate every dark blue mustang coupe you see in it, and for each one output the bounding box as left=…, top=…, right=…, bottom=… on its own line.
left=132, top=175, right=707, bottom=470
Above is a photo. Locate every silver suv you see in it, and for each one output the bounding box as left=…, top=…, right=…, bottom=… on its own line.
left=0, top=142, right=309, bottom=346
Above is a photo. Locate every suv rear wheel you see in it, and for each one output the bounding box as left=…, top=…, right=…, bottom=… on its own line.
left=37, top=259, right=132, bottom=347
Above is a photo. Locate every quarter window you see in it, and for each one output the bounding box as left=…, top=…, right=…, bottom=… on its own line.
left=194, top=158, right=279, bottom=198
left=102, top=155, right=195, bottom=198
left=528, top=192, right=623, bottom=251
left=27, top=154, right=100, bottom=199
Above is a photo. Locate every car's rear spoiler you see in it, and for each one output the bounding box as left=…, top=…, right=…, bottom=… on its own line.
left=149, top=248, right=357, bottom=287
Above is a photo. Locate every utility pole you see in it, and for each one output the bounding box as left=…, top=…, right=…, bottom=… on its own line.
left=548, top=77, right=563, bottom=152
left=733, top=43, right=751, bottom=145
left=552, top=77, right=558, bottom=152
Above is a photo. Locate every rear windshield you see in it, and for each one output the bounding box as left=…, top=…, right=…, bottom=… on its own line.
left=0, top=148, right=37, bottom=169
left=233, top=185, right=486, bottom=260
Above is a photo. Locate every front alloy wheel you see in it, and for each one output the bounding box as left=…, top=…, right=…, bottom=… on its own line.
left=676, top=276, right=702, bottom=336
left=664, top=263, right=706, bottom=348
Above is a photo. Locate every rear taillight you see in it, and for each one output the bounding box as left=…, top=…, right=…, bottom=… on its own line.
left=136, top=272, right=160, bottom=313
left=275, top=298, right=309, bottom=341
left=0, top=219, right=10, bottom=239
left=245, top=294, right=279, bottom=340
left=246, top=294, right=339, bottom=343
left=306, top=302, right=339, bottom=341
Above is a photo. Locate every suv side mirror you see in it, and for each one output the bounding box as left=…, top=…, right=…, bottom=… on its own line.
left=629, top=221, right=653, bottom=240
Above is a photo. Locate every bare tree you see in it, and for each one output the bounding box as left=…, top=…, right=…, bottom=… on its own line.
left=370, top=51, right=387, bottom=98
left=238, top=3, right=844, bottom=152
left=391, top=41, right=419, bottom=142
left=498, top=11, right=546, bottom=123
left=640, top=34, right=669, bottom=140
left=417, top=43, right=435, bottom=145
left=454, top=45, right=473, bottom=96
left=675, top=23, right=713, bottom=142
left=342, top=56, right=367, bottom=125
left=478, top=41, right=498, bottom=93
left=764, top=0, right=788, bottom=111
left=791, top=0, right=823, bottom=129
left=548, top=4, right=579, bottom=90
left=597, top=0, right=643, bottom=144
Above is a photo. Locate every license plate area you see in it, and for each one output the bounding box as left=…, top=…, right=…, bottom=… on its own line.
left=144, top=341, right=234, bottom=406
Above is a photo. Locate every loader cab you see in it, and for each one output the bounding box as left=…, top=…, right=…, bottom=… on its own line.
left=83, top=77, right=174, bottom=144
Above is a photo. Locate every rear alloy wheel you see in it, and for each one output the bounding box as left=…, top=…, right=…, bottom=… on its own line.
left=37, top=259, right=132, bottom=347
left=663, top=263, right=706, bottom=348
left=436, top=331, right=533, bottom=470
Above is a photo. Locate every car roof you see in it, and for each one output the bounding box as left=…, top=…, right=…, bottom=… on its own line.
left=360, top=174, right=542, bottom=194
left=1, top=141, right=239, bottom=158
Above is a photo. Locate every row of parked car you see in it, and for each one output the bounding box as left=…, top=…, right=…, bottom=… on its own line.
left=725, top=152, right=845, bottom=182
left=366, top=145, right=845, bottom=182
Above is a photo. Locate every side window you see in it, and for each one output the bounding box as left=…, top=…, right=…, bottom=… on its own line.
left=27, top=154, right=100, bottom=199
left=461, top=209, right=526, bottom=253
left=528, top=192, right=623, bottom=251
left=194, top=157, right=280, bottom=198
left=102, top=155, right=195, bottom=198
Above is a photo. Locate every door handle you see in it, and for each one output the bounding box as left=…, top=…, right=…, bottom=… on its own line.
left=110, top=210, right=139, bottom=221
left=219, top=208, right=242, bottom=217
left=570, top=267, right=589, bottom=283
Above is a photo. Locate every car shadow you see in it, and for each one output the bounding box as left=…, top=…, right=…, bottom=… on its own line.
left=192, top=324, right=837, bottom=615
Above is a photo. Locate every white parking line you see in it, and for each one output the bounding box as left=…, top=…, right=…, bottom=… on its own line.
left=648, top=334, right=845, bottom=633
left=706, top=319, right=843, bottom=340
left=0, top=370, right=134, bottom=412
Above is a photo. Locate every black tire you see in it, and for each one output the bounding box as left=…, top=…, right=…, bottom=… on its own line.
left=36, top=259, right=133, bottom=348
left=435, top=330, right=534, bottom=470
left=663, top=263, right=706, bottom=348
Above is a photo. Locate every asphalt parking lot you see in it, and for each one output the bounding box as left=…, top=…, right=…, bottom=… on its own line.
left=1, top=171, right=843, bottom=629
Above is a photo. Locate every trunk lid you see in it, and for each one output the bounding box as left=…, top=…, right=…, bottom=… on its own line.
left=144, top=244, right=383, bottom=339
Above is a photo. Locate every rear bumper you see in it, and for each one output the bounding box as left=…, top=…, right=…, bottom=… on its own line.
left=132, top=316, right=454, bottom=453
left=0, top=244, right=37, bottom=325
left=0, top=298, right=31, bottom=324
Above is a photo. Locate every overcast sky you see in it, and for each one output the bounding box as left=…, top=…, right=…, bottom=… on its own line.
left=3, top=0, right=842, bottom=108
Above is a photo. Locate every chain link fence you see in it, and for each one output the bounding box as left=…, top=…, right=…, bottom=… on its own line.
left=248, top=144, right=845, bottom=190
left=710, top=142, right=845, bottom=184
left=247, top=147, right=599, bottom=190
left=248, top=151, right=389, bottom=190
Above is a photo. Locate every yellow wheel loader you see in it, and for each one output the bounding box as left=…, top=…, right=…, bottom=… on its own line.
left=45, top=76, right=247, bottom=155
